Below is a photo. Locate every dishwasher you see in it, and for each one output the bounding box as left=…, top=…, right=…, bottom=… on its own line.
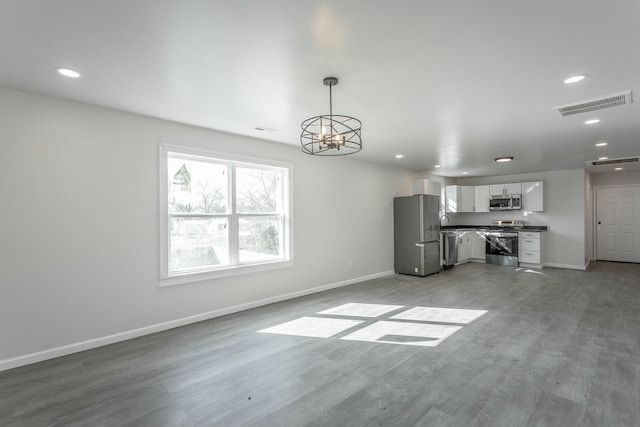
left=441, top=231, right=458, bottom=268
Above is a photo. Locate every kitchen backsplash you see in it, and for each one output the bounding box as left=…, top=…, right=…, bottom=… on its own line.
left=447, top=211, right=545, bottom=226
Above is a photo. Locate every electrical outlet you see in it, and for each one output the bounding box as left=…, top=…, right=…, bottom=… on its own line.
left=414, top=267, right=418, bottom=273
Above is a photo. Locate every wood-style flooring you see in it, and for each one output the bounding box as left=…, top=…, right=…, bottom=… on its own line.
left=1, top=261, right=639, bottom=426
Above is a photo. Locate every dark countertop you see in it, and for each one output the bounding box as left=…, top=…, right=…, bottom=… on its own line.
left=441, top=225, right=548, bottom=231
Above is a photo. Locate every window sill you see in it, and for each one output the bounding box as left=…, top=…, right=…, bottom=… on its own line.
left=158, top=259, right=294, bottom=287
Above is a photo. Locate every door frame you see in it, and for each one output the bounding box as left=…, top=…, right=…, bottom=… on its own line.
left=592, top=184, right=640, bottom=262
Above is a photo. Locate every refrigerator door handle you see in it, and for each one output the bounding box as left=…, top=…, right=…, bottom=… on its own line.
left=415, top=243, right=425, bottom=247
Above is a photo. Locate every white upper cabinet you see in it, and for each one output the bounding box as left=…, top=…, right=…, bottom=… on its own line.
left=445, top=185, right=475, bottom=212
left=522, top=181, right=544, bottom=211
left=474, top=185, right=490, bottom=212
left=446, top=181, right=543, bottom=213
left=460, top=186, right=475, bottom=212
left=444, top=185, right=458, bottom=212
left=489, top=182, right=522, bottom=196
left=445, top=185, right=457, bottom=213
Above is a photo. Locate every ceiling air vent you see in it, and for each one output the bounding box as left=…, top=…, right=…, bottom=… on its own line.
left=586, top=156, right=640, bottom=167
left=554, top=91, right=633, bottom=117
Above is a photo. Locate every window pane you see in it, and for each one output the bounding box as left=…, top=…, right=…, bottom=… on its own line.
left=239, top=216, right=282, bottom=263
left=168, top=157, right=228, bottom=214
left=236, top=167, right=282, bottom=213
left=170, top=217, right=229, bottom=271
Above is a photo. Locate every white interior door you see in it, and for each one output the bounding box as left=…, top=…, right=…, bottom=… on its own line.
left=596, top=186, right=640, bottom=262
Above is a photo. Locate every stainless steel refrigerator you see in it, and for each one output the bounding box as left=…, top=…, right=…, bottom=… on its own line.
left=394, top=194, right=441, bottom=276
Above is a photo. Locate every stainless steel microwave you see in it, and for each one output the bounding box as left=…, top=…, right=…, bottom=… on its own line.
left=489, top=194, right=522, bottom=211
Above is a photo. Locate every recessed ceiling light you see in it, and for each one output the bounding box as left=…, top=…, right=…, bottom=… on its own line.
left=55, top=67, right=81, bottom=78
left=598, top=156, right=608, bottom=160
left=461, top=171, right=468, bottom=175
left=434, top=164, right=441, bottom=168
left=564, top=74, right=587, bottom=84
left=585, top=119, right=600, bottom=125
left=494, top=156, right=514, bottom=163
left=395, top=154, right=403, bottom=159
left=614, top=167, right=623, bottom=171
left=595, top=142, right=608, bottom=147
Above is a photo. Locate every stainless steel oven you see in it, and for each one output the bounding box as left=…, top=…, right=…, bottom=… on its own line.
left=485, top=231, right=518, bottom=266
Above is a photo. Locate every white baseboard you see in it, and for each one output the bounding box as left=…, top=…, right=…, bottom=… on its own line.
left=544, top=262, right=588, bottom=270
left=0, top=270, right=394, bottom=372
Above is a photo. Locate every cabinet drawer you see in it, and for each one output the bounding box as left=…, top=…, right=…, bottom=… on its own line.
left=520, top=238, right=540, bottom=251
left=519, top=232, right=540, bottom=239
left=519, top=251, right=540, bottom=264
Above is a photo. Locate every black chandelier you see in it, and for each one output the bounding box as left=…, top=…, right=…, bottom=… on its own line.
left=300, top=77, right=362, bottom=156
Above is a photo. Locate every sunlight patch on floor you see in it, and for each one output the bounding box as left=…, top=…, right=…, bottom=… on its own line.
left=258, top=303, right=488, bottom=347
left=341, top=321, right=462, bottom=347
left=258, top=316, right=362, bottom=338
left=317, top=302, right=404, bottom=317
left=391, top=307, right=487, bottom=324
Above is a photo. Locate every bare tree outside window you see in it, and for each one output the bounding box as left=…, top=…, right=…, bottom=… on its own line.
left=165, top=151, right=288, bottom=275
left=236, top=168, right=280, bottom=213
left=168, top=159, right=229, bottom=270
left=169, top=161, right=227, bottom=214
left=196, top=180, right=226, bottom=213
left=237, top=167, right=283, bottom=260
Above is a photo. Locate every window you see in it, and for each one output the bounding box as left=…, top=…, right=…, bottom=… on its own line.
left=159, top=144, right=292, bottom=285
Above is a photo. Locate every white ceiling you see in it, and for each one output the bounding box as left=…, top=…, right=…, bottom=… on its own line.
left=2, top=0, right=640, bottom=176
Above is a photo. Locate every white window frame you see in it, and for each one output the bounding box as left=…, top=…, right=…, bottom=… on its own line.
left=159, top=143, right=293, bottom=286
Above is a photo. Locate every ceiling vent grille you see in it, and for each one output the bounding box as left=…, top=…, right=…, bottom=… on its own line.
left=586, top=156, right=640, bottom=167
left=554, top=91, right=633, bottom=117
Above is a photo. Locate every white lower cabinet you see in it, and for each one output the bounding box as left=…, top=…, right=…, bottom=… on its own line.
left=457, top=231, right=471, bottom=263
left=470, top=231, right=486, bottom=261
left=457, top=230, right=486, bottom=264
left=519, top=231, right=544, bottom=268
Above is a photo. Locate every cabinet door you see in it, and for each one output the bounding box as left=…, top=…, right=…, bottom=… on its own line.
left=520, top=238, right=540, bottom=251
left=522, top=181, right=544, bottom=211
left=520, top=250, right=541, bottom=264
left=460, top=186, right=475, bottom=212
left=489, top=184, right=504, bottom=196
left=505, top=183, right=522, bottom=195
left=490, top=183, right=522, bottom=195
left=470, top=231, right=486, bottom=259
left=457, top=232, right=471, bottom=262
left=445, top=185, right=458, bottom=213
left=474, top=185, right=490, bottom=212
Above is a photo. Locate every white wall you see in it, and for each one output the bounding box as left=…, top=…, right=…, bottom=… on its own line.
left=411, top=173, right=456, bottom=189
left=589, top=170, right=640, bottom=187
left=445, top=169, right=587, bottom=269
left=0, top=86, right=413, bottom=367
